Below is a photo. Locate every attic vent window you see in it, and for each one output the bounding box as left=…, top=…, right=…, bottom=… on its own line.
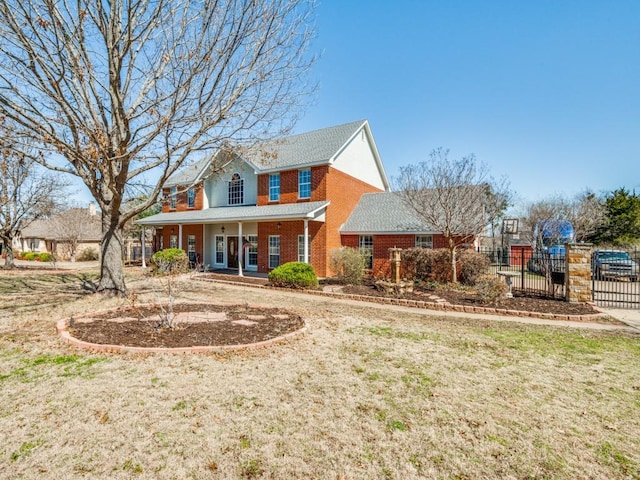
left=228, top=173, right=244, bottom=205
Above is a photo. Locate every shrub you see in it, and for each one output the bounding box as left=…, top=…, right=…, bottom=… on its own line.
left=150, top=248, right=190, bottom=275
left=401, top=248, right=452, bottom=283
left=475, top=274, right=508, bottom=304
left=77, top=247, right=99, bottom=261
left=37, top=252, right=54, bottom=262
left=23, top=251, right=38, bottom=261
left=268, top=262, right=318, bottom=289
left=329, top=247, right=365, bottom=285
left=458, top=250, right=491, bottom=285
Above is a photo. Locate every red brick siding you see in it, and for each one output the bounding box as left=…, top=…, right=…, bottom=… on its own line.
left=161, top=183, right=204, bottom=212
left=257, top=166, right=328, bottom=205
left=157, top=224, right=204, bottom=261
left=324, top=168, right=383, bottom=275
left=256, top=221, right=323, bottom=275
left=340, top=233, right=468, bottom=278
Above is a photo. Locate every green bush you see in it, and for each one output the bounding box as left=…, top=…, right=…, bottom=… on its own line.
left=23, top=251, right=38, bottom=261
left=77, top=247, right=99, bottom=261
left=329, top=247, right=365, bottom=285
left=268, top=262, right=318, bottom=289
left=150, top=248, right=189, bottom=275
left=37, top=252, right=54, bottom=262
left=458, top=250, right=491, bottom=285
left=475, top=274, right=508, bottom=304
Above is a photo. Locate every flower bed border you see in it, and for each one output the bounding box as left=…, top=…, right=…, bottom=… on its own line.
left=56, top=302, right=307, bottom=354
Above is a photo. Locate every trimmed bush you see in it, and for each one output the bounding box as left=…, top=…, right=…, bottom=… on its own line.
left=268, top=262, right=318, bottom=289
left=329, top=247, right=365, bottom=285
left=77, top=247, right=99, bottom=261
left=38, top=252, right=54, bottom=262
left=22, top=251, right=38, bottom=261
left=458, top=250, right=491, bottom=286
left=150, top=248, right=190, bottom=275
left=401, top=248, right=452, bottom=283
left=475, top=274, right=508, bottom=303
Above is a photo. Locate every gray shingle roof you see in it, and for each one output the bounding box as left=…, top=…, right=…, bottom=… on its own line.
left=243, top=120, right=367, bottom=171
left=20, top=208, right=102, bottom=241
left=136, top=201, right=329, bottom=225
left=164, top=156, right=214, bottom=188
left=164, top=120, right=369, bottom=187
left=341, top=192, right=440, bottom=234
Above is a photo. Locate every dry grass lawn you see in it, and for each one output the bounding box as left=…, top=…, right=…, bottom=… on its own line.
left=0, top=268, right=639, bottom=479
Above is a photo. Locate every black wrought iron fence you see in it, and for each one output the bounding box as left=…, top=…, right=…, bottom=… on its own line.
left=476, top=247, right=566, bottom=300
left=591, top=246, right=640, bottom=309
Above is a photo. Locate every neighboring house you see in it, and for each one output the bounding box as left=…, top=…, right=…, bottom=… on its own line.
left=340, top=192, right=476, bottom=277
left=16, top=204, right=102, bottom=260
left=137, top=120, right=389, bottom=277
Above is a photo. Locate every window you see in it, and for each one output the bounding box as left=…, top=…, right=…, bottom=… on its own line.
left=247, top=235, right=258, bottom=267
left=170, top=235, right=178, bottom=249
left=298, top=168, right=311, bottom=199
left=415, top=235, right=433, bottom=249
left=298, top=235, right=306, bottom=263
left=215, top=235, right=224, bottom=264
left=228, top=173, right=244, bottom=205
left=269, top=174, right=280, bottom=202
left=268, top=236, right=280, bottom=269
left=169, top=186, right=177, bottom=210
left=359, top=235, right=373, bottom=269
left=187, top=235, right=196, bottom=253
left=187, top=188, right=195, bottom=208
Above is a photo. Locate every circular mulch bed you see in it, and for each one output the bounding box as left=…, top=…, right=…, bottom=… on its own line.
left=58, top=303, right=306, bottom=353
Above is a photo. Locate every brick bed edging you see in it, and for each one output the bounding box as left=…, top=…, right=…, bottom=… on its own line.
left=56, top=302, right=307, bottom=354
left=194, top=276, right=613, bottom=324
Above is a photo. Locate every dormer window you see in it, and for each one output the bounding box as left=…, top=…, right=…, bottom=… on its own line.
left=228, top=173, right=244, bottom=205
left=298, top=168, right=311, bottom=199
left=169, top=186, right=177, bottom=210
left=187, top=187, right=196, bottom=208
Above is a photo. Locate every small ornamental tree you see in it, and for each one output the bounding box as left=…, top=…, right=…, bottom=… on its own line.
left=149, top=248, right=190, bottom=328
left=329, top=247, right=366, bottom=285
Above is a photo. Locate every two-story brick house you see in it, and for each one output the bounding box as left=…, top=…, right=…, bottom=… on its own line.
left=137, top=120, right=390, bottom=277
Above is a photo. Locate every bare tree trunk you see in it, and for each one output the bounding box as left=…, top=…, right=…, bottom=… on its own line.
left=98, top=211, right=126, bottom=294
left=1, top=234, right=15, bottom=269
left=449, top=237, right=458, bottom=283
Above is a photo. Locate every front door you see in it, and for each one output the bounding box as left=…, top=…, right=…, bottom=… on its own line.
left=227, top=237, right=238, bottom=269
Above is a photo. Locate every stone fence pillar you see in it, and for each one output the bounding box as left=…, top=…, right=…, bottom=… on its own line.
left=565, top=243, right=592, bottom=303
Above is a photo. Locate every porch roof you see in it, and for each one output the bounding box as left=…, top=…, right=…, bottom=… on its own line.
left=135, top=201, right=330, bottom=226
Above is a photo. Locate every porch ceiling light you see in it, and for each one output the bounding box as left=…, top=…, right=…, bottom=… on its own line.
left=221, top=226, right=225, bottom=233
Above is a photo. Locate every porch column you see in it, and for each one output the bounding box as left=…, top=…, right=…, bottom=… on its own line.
left=304, top=219, right=309, bottom=263
left=202, top=224, right=206, bottom=267
left=238, top=222, right=243, bottom=277
left=178, top=224, right=183, bottom=250
left=141, top=227, right=146, bottom=268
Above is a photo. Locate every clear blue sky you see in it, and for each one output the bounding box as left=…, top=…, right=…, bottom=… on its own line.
left=294, top=0, right=640, bottom=204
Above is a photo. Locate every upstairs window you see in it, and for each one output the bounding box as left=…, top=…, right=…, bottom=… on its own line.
left=187, top=188, right=196, bottom=208
left=228, top=173, right=244, bottom=205
left=169, top=186, right=177, bottom=210
left=415, top=235, right=433, bottom=249
left=269, top=173, right=280, bottom=202
left=298, top=168, right=311, bottom=199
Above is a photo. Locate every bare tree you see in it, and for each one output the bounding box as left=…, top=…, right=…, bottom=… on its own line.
left=395, top=148, right=511, bottom=282
left=567, top=190, right=606, bottom=243
left=0, top=0, right=315, bottom=293
left=0, top=118, right=67, bottom=268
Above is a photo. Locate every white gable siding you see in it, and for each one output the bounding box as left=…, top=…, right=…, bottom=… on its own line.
left=332, top=129, right=386, bottom=190
left=205, top=157, right=258, bottom=207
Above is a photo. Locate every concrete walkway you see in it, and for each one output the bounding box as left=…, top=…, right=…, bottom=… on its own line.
left=597, top=307, right=640, bottom=332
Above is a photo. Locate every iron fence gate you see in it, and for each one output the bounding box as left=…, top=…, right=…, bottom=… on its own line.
left=478, top=247, right=565, bottom=300
left=591, top=247, right=640, bottom=309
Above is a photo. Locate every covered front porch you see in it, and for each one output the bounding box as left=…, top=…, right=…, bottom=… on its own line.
left=136, top=201, right=329, bottom=277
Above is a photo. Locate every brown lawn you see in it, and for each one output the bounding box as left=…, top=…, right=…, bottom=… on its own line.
left=0, top=267, right=638, bottom=479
